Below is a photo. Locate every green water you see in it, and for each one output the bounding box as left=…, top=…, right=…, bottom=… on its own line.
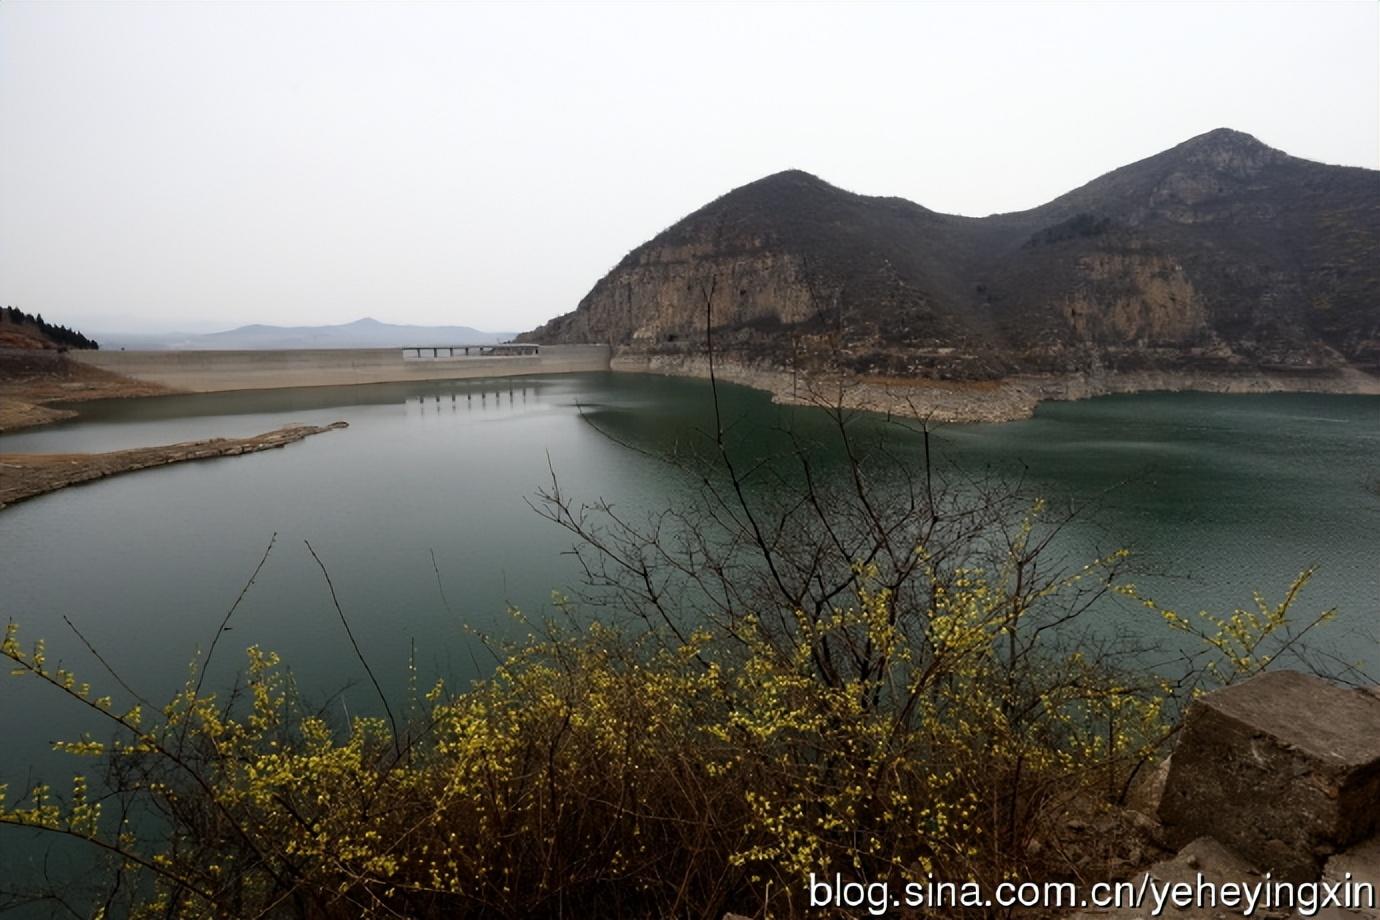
left=1, top=373, right=1378, bottom=891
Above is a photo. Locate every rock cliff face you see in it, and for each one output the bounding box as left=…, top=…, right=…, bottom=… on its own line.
left=522, top=130, right=1380, bottom=387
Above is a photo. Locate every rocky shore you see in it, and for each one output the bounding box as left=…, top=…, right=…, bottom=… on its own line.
left=613, top=353, right=1380, bottom=423
left=0, top=421, right=348, bottom=510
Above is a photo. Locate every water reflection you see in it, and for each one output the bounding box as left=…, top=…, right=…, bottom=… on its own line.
left=409, top=384, right=535, bottom=417
left=0, top=378, right=559, bottom=454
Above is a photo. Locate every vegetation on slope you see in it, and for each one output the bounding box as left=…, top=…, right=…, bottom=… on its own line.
left=1, top=306, right=99, bottom=351
left=0, top=564, right=1324, bottom=917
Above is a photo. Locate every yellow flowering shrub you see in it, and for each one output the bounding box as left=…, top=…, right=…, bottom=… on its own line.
left=1, top=545, right=1325, bottom=918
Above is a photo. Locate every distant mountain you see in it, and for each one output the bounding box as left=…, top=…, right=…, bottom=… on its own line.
left=98, top=318, right=517, bottom=351
left=522, top=129, right=1380, bottom=381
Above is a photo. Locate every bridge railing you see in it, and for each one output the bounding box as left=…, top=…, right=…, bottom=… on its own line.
left=401, top=344, right=540, bottom=360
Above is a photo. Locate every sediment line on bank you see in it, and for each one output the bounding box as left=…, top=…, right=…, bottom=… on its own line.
left=611, top=354, right=1380, bottom=423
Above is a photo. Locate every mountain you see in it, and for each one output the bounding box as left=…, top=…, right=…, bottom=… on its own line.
left=97, top=318, right=517, bottom=350
left=522, top=129, right=1380, bottom=382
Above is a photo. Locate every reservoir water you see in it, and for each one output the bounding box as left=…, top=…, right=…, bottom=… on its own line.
left=1, top=373, right=1378, bottom=840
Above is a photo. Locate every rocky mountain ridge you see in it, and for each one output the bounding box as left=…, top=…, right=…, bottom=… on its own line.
left=522, top=130, right=1380, bottom=393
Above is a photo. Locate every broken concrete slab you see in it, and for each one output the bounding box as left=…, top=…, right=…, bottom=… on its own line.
left=1066, top=837, right=1260, bottom=920
left=1158, top=671, right=1380, bottom=882
left=1323, top=838, right=1380, bottom=919
left=1326, top=838, right=1380, bottom=889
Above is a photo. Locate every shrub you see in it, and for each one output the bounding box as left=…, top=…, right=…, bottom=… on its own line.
left=1, top=556, right=1328, bottom=919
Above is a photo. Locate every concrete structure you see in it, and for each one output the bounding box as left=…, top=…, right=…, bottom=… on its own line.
left=71, top=345, right=610, bottom=393
left=1158, top=670, right=1380, bottom=881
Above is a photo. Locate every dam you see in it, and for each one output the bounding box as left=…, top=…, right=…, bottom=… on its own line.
left=71, top=344, right=611, bottom=393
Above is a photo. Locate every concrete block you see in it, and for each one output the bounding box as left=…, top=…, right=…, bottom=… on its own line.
left=1158, top=671, right=1380, bottom=881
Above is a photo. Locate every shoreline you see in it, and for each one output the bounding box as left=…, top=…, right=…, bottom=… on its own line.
left=6, top=349, right=1379, bottom=438
left=0, top=349, right=173, bottom=434
left=0, top=421, right=348, bottom=510
left=611, top=353, right=1380, bottom=423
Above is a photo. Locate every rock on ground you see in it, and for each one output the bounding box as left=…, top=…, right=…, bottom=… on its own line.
left=1158, top=671, right=1380, bottom=882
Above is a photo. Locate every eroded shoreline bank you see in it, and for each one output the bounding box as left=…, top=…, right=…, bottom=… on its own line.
left=11, top=346, right=1378, bottom=435
left=5, top=348, right=1378, bottom=510
left=0, top=349, right=172, bottom=434
left=613, top=354, right=1380, bottom=423
left=0, top=421, right=348, bottom=510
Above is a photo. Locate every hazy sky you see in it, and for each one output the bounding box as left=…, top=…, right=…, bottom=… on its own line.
left=2, top=2, right=1376, bottom=334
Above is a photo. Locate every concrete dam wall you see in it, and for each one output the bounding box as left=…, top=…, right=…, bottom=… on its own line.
left=72, top=345, right=612, bottom=393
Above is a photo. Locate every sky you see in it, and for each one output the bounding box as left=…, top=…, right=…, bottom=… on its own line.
left=1, top=2, right=1377, bottom=335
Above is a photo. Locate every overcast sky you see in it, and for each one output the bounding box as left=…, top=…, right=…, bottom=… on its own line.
left=1, top=1, right=1376, bottom=334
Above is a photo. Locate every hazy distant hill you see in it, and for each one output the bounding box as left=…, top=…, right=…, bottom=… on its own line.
left=98, top=318, right=516, bottom=351
left=522, top=129, right=1380, bottom=380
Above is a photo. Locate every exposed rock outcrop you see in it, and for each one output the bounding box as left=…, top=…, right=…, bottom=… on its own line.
left=524, top=129, right=1380, bottom=409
